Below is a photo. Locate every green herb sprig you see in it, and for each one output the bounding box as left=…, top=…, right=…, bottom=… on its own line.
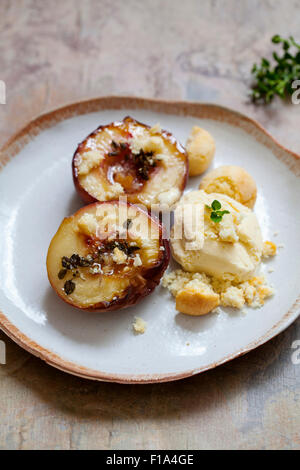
left=251, top=35, right=300, bottom=103
left=205, top=200, right=230, bottom=223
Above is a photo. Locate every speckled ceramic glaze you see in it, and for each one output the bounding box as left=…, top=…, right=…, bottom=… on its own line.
left=0, top=97, right=299, bottom=383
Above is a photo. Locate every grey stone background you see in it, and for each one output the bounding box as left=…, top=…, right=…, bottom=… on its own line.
left=0, top=0, right=299, bottom=450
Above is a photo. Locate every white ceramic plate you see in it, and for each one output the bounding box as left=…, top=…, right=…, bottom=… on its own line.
left=0, top=97, right=299, bottom=383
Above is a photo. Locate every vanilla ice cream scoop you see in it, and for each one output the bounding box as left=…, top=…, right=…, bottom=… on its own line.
left=171, top=190, right=263, bottom=282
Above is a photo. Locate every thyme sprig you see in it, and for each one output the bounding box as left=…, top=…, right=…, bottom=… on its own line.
left=205, top=200, right=230, bottom=223
left=251, top=35, right=300, bottom=103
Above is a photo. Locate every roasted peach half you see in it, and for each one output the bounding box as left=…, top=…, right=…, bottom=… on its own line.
left=72, top=116, right=188, bottom=209
left=47, top=201, right=170, bottom=311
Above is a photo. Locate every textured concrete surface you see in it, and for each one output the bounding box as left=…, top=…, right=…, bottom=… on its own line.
left=0, top=0, right=299, bottom=450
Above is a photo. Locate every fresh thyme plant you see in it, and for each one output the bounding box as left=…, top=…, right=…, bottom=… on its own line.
left=251, top=35, right=300, bottom=103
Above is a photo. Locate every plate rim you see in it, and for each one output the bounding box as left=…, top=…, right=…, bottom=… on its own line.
left=0, top=95, right=299, bottom=384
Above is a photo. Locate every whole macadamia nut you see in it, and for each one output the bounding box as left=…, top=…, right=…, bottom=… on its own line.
left=199, top=165, right=257, bottom=209
left=186, top=126, right=215, bottom=176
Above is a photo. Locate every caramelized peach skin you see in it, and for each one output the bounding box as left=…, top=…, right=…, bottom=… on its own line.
left=72, top=116, right=188, bottom=208
left=47, top=201, right=170, bottom=312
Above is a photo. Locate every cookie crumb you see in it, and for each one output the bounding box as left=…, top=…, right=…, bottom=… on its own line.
left=212, top=307, right=221, bottom=314
left=132, top=317, right=147, bottom=334
left=262, top=241, right=277, bottom=258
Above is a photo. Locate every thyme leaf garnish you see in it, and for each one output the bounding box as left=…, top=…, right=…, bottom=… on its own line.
left=205, top=200, right=230, bottom=223
left=105, top=240, right=140, bottom=256
left=64, top=279, right=76, bottom=295
left=58, top=268, right=67, bottom=279
left=59, top=239, right=140, bottom=292
left=108, top=140, right=157, bottom=181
